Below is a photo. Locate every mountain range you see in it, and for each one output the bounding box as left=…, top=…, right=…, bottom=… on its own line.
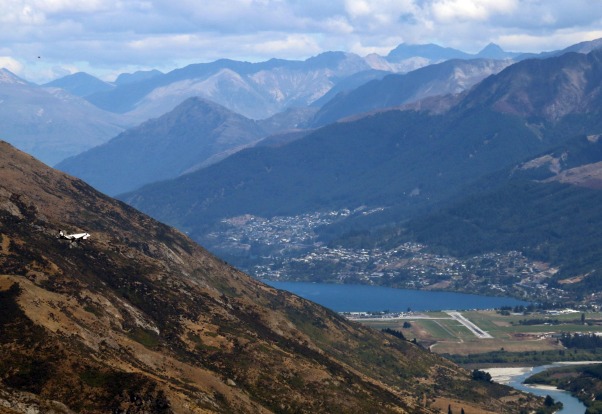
left=2, top=39, right=598, bottom=168
left=55, top=56, right=518, bottom=195
left=0, top=141, right=543, bottom=413
left=5, top=38, right=602, bottom=304
left=118, top=47, right=602, bottom=300
left=49, top=42, right=529, bottom=126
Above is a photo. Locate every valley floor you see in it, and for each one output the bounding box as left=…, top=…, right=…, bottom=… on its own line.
left=357, top=309, right=602, bottom=360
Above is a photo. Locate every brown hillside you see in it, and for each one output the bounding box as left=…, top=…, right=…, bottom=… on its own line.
left=0, top=141, right=540, bottom=413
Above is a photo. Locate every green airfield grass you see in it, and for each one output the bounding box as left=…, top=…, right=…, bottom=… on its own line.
left=359, top=310, right=602, bottom=357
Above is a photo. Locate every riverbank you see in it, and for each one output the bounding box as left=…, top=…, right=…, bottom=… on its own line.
left=483, top=366, right=532, bottom=384
left=482, top=363, right=602, bottom=413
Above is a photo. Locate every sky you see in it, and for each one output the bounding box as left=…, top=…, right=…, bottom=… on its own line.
left=2, top=0, right=602, bottom=84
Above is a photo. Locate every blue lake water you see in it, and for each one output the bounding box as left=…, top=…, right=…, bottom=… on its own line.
left=264, top=281, right=529, bottom=312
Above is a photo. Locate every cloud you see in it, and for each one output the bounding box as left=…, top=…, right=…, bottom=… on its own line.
left=250, top=34, right=322, bottom=57
left=0, top=56, right=23, bottom=74
left=0, top=0, right=601, bottom=83
left=430, top=0, right=518, bottom=23
left=500, top=29, right=602, bottom=53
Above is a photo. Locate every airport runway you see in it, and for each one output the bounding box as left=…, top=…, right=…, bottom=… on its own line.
left=446, top=311, right=493, bottom=339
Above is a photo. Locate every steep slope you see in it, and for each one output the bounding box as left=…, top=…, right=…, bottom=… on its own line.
left=0, top=141, right=539, bottom=413
left=458, top=50, right=602, bottom=120
left=311, top=58, right=512, bottom=127
left=56, top=98, right=266, bottom=196
left=0, top=69, right=128, bottom=165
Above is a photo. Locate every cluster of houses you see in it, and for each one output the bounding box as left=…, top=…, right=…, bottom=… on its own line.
left=206, top=210, right=568, bottom=302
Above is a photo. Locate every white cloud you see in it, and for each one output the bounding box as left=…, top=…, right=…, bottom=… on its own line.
left=0, top=2, right=45, bottom=24
left=250, top=34, right=322, bottom=57
left=430, top=0, right=518, bottom=23
left=0, top=56, right=23, bottom=74
left=322, top=16, right=354, bottom=35
left=499, top=30, right=602, bottom=53
left=0, top=0, right=601, bottom=83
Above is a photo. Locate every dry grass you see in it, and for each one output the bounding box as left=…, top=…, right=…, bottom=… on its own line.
left=430, top=397, right=499, bottom=414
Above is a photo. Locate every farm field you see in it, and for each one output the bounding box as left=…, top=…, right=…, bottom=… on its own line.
left=358, top=310, right=602, bottom=356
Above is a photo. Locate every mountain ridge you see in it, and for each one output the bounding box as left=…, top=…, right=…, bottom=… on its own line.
left=56, top=97, right=267, bottom=196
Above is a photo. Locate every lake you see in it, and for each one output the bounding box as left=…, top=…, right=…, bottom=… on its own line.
left=264, top=281, right=529, bottom=312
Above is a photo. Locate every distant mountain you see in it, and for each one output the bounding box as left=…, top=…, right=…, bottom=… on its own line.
left=476, top=43, right=519, bottom=59
left=368, top=42, right=518, bottom=71
left=86, top=52, right=374, bottom=120
left=562, top=37, right=602, bottom=54
left=310, top=69, right=392, bottom=108
left=311, top=58, right=512, bottom=127
left=120, top=107, right=548, bottom=239
left=43, top=72, right=114, bottom=97
left=81, top=43, right=529, bottom=123
left=321, top=48, right=602, bottom=235
left=386, top=43, right=472, bottom=61
left=314, top=50, right=602, bottom=298
left=114, top=69, right=163, bottom=86
left=56, top=97, right=266, bottom=195
left=0, top=141, right=540, bottom=413
left=120, top=49, right=602, bottom=254
left=0, top=69, right=128, bottom=165
left=517, top=37, right=602, bottom=60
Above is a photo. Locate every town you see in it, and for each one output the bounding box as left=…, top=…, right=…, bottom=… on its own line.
left=202, top=209, right=570, bottom=303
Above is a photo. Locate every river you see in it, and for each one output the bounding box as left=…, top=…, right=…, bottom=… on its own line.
left=484, top=363, right=601, bottom=413
left=264, top=280, right=529, bottom=312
